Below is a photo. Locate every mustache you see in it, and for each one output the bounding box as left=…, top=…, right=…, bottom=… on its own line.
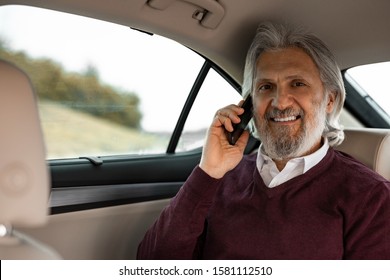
left=264, top=107, right=304, bottom=119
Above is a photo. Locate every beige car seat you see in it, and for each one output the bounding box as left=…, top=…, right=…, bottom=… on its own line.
left=337, top=128, right=390, bottom=181
left=0, top=59, right=60, bottom=259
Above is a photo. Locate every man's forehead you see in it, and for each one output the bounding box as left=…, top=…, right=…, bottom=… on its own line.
left=254, top=69, right=316, bottom=81
left=255, top=48, right=320, bottom=80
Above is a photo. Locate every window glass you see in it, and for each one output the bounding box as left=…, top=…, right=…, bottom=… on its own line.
left=177, top=69, right=242, bottom=152
left=0, top=5, right=204, bottom=159
left=346, top=62, right=390, bottom=121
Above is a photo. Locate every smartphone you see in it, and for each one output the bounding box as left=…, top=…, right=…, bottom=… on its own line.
left=226, top=95, right=253, bottom=145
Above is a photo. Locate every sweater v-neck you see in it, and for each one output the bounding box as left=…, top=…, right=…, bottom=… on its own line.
left=252, top=148, right=335, bottom=198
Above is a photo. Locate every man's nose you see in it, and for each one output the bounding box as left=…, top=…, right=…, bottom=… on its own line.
left=271, top=86, right=293, bottom=110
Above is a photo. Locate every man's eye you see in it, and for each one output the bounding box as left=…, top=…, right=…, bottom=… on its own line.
left=293, top=81, right=306, bottom=87
left=259, top=84, right=272, bottom=91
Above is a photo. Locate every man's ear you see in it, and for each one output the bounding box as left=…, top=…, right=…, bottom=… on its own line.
left=326, top=91, right=336, bottom=113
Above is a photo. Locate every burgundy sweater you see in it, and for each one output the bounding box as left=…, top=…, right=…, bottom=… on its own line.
left=137, top=148, right=390, bottom=259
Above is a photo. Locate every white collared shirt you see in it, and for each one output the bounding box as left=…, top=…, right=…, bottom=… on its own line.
left=256, top=139, right=329, bottom=188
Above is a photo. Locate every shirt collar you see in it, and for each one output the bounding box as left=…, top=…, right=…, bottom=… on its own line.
left=256, top=138, right=329, bottom=173
left=302, top=138, right=329, bottom=172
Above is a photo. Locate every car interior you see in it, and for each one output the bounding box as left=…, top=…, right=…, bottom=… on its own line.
left=0, top=0, right=390, bottom=259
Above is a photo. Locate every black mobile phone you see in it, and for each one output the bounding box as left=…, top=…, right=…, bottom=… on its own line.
left=226, top=95, right=253, bottom=145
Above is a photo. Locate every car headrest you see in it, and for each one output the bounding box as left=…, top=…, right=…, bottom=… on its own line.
left=336, top=128, right=390, bottom=181
left=0, top=60, right=49, bottom=227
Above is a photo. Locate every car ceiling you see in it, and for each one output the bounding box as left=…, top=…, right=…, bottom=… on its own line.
left=1, top=0, right=390, bottom=85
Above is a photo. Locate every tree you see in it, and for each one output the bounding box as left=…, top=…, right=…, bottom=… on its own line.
left=0, top=43, right=142, bottom=129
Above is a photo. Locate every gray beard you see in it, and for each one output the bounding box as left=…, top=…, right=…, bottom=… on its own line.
left=255, top=101, right=327, bottom=160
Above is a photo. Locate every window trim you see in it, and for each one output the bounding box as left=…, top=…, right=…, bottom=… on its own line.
left=166, top=61, right=211, bottom=153
left=167, top=59, right=242, bottom=153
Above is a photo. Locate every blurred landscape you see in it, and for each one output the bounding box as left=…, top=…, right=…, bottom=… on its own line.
left=0, top=37, right=142, bottom=129
left=38, top=100, right=169, bottom=159
left=1, top=37, right=206, bottom=158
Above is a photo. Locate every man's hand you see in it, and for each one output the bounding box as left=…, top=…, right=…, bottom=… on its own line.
left=199, top=102, right=250, bottom=179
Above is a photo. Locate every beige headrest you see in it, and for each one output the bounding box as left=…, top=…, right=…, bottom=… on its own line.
left=337, top=128, right=390, bottom=181
left=0, top=60, right=49, bottom=227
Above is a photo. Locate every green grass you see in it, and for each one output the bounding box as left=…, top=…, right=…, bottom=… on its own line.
left=38, top=101, right=169, bottom=159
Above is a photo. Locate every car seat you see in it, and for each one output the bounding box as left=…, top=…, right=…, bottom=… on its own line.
left=0, top=59, right=60, bottom=259
left=337, top=128, right=390, bottom=181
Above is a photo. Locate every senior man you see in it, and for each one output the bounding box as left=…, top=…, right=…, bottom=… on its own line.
left=137, top=22, right=390, bottom=259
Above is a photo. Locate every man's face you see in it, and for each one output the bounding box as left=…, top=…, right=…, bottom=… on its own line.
left=253, top=47, right=334, bottom=160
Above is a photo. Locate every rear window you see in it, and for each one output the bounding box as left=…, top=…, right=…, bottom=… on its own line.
left=346, top=62, right=390, bottom=122
left=0, top=5, right=241, bottom=159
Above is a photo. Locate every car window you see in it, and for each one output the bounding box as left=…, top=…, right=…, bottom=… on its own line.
left=345, top=62, right=390, bottom=122
left=0, top=5, right=241, bottom=159
left=177, top=68, right=241, bottom=152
